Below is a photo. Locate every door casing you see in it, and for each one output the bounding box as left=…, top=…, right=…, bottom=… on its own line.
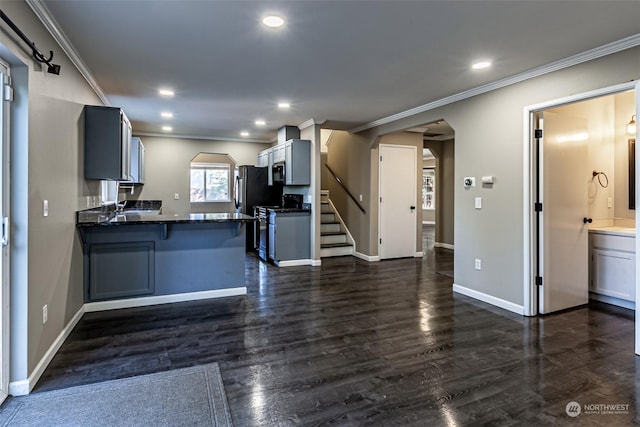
left=523, top=82, right=637, bottom=333
left=378, top=144, right=417, bottom=259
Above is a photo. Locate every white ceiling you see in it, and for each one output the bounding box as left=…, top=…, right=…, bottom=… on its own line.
left=30, top=0, right=640, bottom=143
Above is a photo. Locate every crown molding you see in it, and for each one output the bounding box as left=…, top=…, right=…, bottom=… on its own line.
left=350, top=33, right=640, bottom=134
left=298, top=118, right=326, bottom=130
left=26, top=0, right=110, bottom=105
left=134, top=131, right=271, bottom=144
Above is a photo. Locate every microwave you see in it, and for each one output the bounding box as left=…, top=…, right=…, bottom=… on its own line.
left=272, top=162, right=285, bottom=184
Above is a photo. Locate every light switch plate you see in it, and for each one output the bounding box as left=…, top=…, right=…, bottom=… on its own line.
left=475, top=197, right=482, bottom=209
left=43, top=200, right=49, bottom=217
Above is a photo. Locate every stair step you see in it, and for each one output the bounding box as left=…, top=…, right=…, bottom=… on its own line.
left=321, top=244, right=354, bottom=258
left=321, top=223, right=341, bottom=233
left=320, top=242, right=353, bottom=249
left=321, top=233, right=347, bottom=245
left=321, top=212, right=336, bottom=222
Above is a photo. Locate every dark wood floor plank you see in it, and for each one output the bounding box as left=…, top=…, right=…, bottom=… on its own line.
left=30, top=226, right=637, bottom=426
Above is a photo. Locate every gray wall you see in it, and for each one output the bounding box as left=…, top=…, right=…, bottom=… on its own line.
left=131, top=136, right=268, bottom=214
left=364, top=45, right=640, bottom=308
left=1, top=1, right=102, bottom=382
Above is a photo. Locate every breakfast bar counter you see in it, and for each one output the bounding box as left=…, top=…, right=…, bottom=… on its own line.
left=76, top=207, right=254, bottom=305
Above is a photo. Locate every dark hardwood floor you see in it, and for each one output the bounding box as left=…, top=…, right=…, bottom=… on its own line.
left=32, top=225, right=637, bottom=426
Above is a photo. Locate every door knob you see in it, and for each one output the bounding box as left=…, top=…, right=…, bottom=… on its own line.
left=583, top=217, right=593, bottom=224
left=410, top=205, right=416, bottom=211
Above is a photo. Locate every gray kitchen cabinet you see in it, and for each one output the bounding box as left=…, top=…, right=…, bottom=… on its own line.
left=285, top=139, right=311, bottom=185
left=257, top=148, right=269, bottom=167
left=122, top=137, right=145, bottom=184
left=273, top=144, right=286, bottom=163
left=84, top=105, right=132, bottom=180
left=269, top=210, right=310, bottom=262
left=257, top=147, right=275, bottom=185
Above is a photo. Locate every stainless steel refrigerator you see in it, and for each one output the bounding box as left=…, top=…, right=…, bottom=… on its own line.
left=234, top=165, right=282, bottom=251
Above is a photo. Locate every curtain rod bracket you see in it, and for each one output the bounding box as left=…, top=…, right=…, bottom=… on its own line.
left=0, top=9, right=61, bottom=75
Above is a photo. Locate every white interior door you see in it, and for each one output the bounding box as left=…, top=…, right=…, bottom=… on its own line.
left=379, top=144, right=417, bottom=259
left=539, top=111, right=589, bottom=314
left=0, top=60, right=10, bottom=403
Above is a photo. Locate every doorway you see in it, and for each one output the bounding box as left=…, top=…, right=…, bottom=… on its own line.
left=526, top=83, right=637, bottom=323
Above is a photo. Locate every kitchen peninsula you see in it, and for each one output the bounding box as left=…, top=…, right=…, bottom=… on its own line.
left=76, top=204, right=254, bottom=306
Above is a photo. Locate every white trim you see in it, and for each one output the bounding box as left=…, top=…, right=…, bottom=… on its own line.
left=350, top=34, right=640, bottom=134
left=9, top=306, right=85, bottom=396
left=26, top=0, right=110, bottom=105
left=589, top=292, right=635, bottom=311
left=354, top=252, right=380, bottom=262
left=635, top=82, right=640, bottom=355
left=84, top=287, right=246, bottom=313
left=135, top=131, right=271, bottom=144
left=523, top=80, right=637, bottom=318
left=453, top=284, right=525, bottom=315
left=414, top=251, right=424, bottom=257
left=422, top=221, right=435, bottom=225
left=378, top=144, right=418, bottom=260
left=298, top=119, right=326, bottom=130
left=434, top=242, right=454, bottom=250
left=274, top=259, right=316, bottom=267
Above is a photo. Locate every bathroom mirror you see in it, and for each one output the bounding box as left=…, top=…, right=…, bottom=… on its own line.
left=629, top=138, right=635, bottom=210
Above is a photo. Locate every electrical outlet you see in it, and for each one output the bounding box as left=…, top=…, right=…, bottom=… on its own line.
left=42, top=304, right=48, bottom=324
left=174, top=193, right=179, bottom=200
left=475, top=259, right=482, bottom=270
left=359, top=194, right=363, bottom=202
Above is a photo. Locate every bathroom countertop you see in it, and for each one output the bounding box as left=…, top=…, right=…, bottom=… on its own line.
left=589, top=226, right=636, bottom=237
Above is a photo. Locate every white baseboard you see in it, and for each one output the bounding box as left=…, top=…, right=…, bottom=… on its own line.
left=275, top=259, right=316, bottom=267
left=414, top=251, right=424, bottom=257
left=354, top=251, right=380, bottom=262
left=9, top=305, right=86, bottom=396
left=589, top=292, right=635, bottom=310
left=434, top=242, right=454, bottom=250
left=84, top=287, right=247, bottom=312
left=12, top=287, right=248, bottom=396
left=453, top=283, right=524, bottom=315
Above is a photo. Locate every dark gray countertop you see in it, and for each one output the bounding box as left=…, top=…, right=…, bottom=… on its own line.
left=77, top=208, right=255, bottom=226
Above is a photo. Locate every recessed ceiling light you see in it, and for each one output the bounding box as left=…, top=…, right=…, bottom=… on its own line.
left=162, top=126, right=173, bottom=132
left=158, top=88, right=175, bottom=97
left=471, top=61, right=492, bottom=70
left=255, top=119, right=266, bottom=126
left=161, top=112, right=173, bottom=119
left=240, top=131, right=250, bottom=137
left=262, top=15, right=284, bottom=28
left=278, top=102, right=290, bottom=109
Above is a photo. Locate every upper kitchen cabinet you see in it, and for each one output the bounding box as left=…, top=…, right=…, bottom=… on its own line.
left=257, top=148, right=270, bottom=167
left=273, top=144, right=286, bottom=164
left=122, top=137, right=145, bottom=184
left=84, top=105, right=132, bottom=180
left=285, top=139, right=310, bottom=186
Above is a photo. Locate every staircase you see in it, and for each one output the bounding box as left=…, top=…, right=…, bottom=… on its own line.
left=320, top=191, right=354, bottom=258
